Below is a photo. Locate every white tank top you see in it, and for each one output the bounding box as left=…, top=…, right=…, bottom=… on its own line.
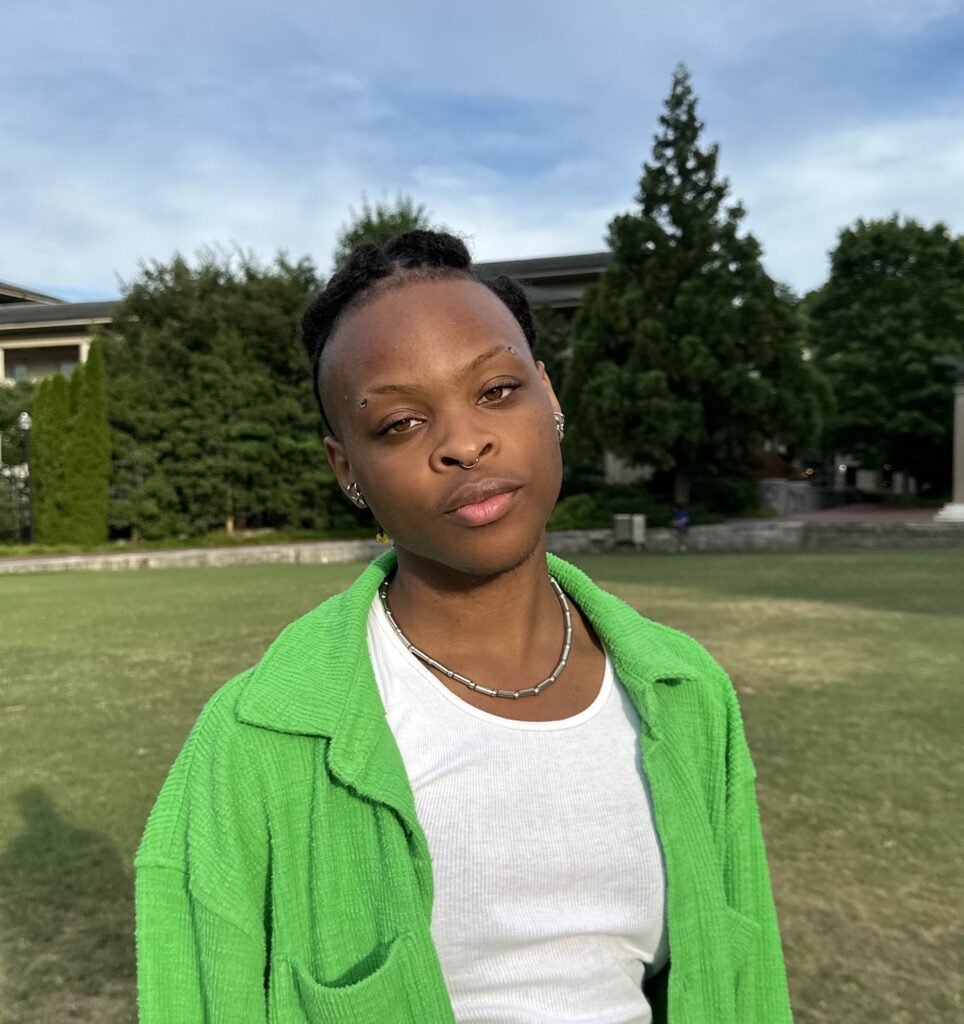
left=366, top=595, right=669, bottom=1024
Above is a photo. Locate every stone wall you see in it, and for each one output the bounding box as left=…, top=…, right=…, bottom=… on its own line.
left=0, top=538, right=386, bottom=574
left=1, top=520, right=962, bottom=575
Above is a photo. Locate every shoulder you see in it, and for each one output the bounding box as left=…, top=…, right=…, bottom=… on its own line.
left=548, top=552, right=730, bottom=687
left=137, top=558, right=390, bottom=871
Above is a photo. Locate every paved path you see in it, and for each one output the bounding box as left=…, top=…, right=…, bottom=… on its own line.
left=774, top=505, right=938, bottom=523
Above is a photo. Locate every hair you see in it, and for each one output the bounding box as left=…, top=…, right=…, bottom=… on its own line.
left=301, top=229, right=537, bottom=434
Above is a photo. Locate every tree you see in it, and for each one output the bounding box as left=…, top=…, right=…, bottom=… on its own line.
left=807, top=216, right=964, bottom=493
left=333, top=194, right=435, bottom=270
left=63, top=339, right=111, bottom=544
left=532, top=306, right=573, bottom=393
left=101, top=249, right=333, bottom=540
left=32, top=373, right=73, bottom=543
left=564, top=65, right=825, bottom=503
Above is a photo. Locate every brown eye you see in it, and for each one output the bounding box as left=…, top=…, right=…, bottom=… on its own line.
left=379, top=415, right=423, bottom=436
left=480, top=381, right=521, bottom=403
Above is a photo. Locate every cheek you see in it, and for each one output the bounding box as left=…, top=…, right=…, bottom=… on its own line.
left=354, top=450, right=429, bottom=524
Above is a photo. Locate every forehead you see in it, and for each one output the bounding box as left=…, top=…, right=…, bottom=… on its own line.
left=326, top=277, right=528, bottom=385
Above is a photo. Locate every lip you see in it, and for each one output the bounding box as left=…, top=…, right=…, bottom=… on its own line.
left=442, top=477, right=523, bottom=525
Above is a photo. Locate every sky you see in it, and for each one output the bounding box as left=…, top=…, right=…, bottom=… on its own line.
left=3, top=0, right=963, bottom=301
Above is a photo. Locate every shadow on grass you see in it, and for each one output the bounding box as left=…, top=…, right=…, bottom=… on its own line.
left=0, top=786, right=136, bottom=1023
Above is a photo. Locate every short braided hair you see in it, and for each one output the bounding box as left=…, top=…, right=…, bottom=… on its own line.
left=301, top=229, right=537, bottom=434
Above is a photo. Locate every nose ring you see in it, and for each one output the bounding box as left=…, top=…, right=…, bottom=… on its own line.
left=458, top=457, right=480, bottom=470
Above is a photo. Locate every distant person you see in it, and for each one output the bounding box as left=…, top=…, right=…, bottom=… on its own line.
left=135, top=231, right=792, bottom=1023
left=671, top=504, right=690, bottom=552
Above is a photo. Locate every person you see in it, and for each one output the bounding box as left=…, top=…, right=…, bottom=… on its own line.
left=670, top=504, right=690, bottom=553
left=135, top=231, right=793, bottom=1023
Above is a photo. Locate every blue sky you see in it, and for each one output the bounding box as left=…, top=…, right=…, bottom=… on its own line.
left=3, top=0, right=963, bottom=301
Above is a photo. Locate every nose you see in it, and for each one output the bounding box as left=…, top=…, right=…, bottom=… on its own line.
left=430, top=414, right=498, bottom=472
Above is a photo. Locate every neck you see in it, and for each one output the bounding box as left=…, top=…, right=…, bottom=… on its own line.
left=387, top=541, right=561, bottom=670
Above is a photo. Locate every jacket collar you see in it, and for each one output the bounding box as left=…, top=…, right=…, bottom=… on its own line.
left=236, top=549, right=697, bottom=756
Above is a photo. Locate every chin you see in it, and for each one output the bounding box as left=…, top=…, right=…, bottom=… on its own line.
left=399, top=520, right=547, bottom=581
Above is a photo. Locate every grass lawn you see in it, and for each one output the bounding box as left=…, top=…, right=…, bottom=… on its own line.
left=1, top=549, right=961, bottom=1023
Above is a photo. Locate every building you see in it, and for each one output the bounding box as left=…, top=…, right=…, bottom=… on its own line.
left=0, top=251, right=611, bottom=386
left=0, top=280, right=117, bottom=385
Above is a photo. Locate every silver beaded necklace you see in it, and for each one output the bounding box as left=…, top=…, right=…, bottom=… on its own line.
left=377, top=577, right=573, bottom=699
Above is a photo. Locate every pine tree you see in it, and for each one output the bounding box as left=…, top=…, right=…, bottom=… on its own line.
left=63, top=340, right=110, bottom=544
left=69, top=360, right=85, bottom=415
left=35, top=374, right=73, bottom=543
left=564, top=65, right=825, bottom=503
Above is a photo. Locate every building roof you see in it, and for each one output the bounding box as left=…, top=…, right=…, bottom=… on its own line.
left=475, top=251, right=612, bottom=280
left=0, top=280, right=65, bottom=305
left=0, top=300, right=119, bottom=330
left=0, top=249, right=612, bottom=330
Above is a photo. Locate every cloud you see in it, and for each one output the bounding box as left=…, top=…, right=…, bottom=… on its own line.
left=732, top=111, right=964, bottom=291
left=1, top=1, right=962, bottom=299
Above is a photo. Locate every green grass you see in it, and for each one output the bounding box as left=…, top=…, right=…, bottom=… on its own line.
left=1, top=550, right=962, bottom=1023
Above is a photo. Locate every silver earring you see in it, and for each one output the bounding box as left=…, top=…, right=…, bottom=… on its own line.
left=554, top=411, right=565, bottom=443
left=346, top=481, right=367, bottom=508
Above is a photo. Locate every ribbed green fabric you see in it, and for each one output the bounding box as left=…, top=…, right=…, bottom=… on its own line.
left=135, top=551, right=793, bottom=1023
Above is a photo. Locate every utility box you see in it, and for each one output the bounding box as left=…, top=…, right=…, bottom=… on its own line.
left=613, top=513, right=646, bottom=548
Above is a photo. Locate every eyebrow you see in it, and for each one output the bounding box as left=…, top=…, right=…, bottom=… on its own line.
left=364, top=344, right=513, bottom=398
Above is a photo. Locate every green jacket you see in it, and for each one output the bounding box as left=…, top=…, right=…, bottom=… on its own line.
left=135, top=552, right=793, bottom=1023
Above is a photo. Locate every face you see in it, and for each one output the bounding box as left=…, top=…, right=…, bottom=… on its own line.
left=322, top=277, right=563, bottom=579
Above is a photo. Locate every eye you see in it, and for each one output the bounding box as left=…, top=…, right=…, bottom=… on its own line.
left=378, top=415, right=424, bottom=436
left=480, top=380, right=521, bottom=404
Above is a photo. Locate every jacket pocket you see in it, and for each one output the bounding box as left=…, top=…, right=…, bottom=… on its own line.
left=271, top=932, right=417, bottom=1023
left=725, top=904, right=761, bottom=967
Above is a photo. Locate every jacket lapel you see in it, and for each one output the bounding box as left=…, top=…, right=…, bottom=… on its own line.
left=236, top=551, right=434, bottom=915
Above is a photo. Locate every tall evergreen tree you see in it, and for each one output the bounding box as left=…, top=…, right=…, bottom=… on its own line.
left=807, top=216, right=964, bottom=493
left=68, top=360, right=85, bottom=415
left=63, top=340, right=111, bottom=544
left=34, top=373, right=73, bottom=543
left=564, top=65, right=825, bottom=502
left=333, top=195, right=435, bottom=271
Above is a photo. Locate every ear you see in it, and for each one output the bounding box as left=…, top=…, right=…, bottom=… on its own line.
left=324, top=435, right=353, bottom=495
left=535, top=360, right=563, bottom=416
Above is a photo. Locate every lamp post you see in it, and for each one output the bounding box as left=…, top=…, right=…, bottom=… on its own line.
left=18, top=411, right=33, bottom=543
left=934, top=356, right=964, bottom=522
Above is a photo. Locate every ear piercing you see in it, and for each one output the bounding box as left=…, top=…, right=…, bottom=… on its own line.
left=554, top=411, right=565, bottom=443
left=345, top=481, right=390, bottom=543
left=346, top=481, right=367, bottom=508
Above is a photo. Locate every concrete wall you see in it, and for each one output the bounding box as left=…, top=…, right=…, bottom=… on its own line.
left=758, top=479, right=823, bottom=516
left=0, top=538, right=386, bottom=574
left=1, top=521, right=962, bottom=574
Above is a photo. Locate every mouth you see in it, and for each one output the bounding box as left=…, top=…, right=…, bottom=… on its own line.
left=443, top=478, right=523, bottom=527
